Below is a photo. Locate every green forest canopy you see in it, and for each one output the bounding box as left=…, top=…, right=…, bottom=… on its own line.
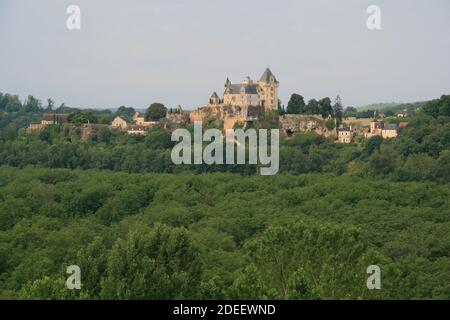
left=0, top=167, right=449, bottom=299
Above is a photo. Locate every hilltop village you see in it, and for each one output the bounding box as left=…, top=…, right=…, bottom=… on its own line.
left=27, top=68, right=409, bottom=143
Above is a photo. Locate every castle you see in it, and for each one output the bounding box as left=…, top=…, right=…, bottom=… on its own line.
left=190, top=68, right=279, bottom=129
left=221, top=68, right=279, bottom=111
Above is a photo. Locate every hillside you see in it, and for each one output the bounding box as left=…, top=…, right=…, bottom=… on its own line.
left=357, top=101, right=426, bottom=114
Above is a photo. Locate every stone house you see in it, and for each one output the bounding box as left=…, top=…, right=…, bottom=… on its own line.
left=381, top=123, right=398, bottom=138
left=337, top=126, right=354, bottom=144
left=133, top=112, right=159, bottom=127
left=111, top=116, right=130, bottom=130
left=27, top=113, right=69, bottom=132
left=365, top=119, right=398, bottom=138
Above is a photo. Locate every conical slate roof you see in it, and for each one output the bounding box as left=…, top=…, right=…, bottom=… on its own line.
left=259, top=68, right=278, bottom=83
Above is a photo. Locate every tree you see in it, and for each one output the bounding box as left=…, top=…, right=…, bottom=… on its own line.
left=325, top=119, right=336, bottom=131
left=362, top=135, right=383, bottom=158
left=393, top=153, right=437, bottom=181
left=286, top=94, right=305, bottom=115
left=101, top=224, right=202, bottom=299
left=145, top=127, right=173, bottom=149
left=318, top=97, right=332, bottom=118
left=244, top=221, right=387, bottom=299
left=333, top=95, right=344, bottom=121
left=56, top=103, right=80, bottom=114
left=97, top=114, right=114, bottom=125
left=18, top=277, right=87, bottom=300
left=115, top=106, right=135, bottom=121
left=145, top=103, right=167, bottom=121
left=434, top=150, right=450, bottom=183
left=228, top=264, right=271, bottom=299
left=344, top=106, right=357, bottom=118
left=277, top=99, right=286, bottom=115
left=384, top=110, right=395, bottom=117
left=68, top=110, right=98, bottom=124
left=306, top=99, right=320, bottom=115
left=76, top=237, right=108, bottom=298
left=357, top=109, right=376, bottom=119
left=45, top=99, right=54, bottom=112
left=368, top=145, right=400, bottom=176
left=4, top=94, right=22, bottom=112
left=423, top=95, right=450, bottom=118
left=23, top=95, right=42, bottom=113
left=95, top=126, right=113, bottom=143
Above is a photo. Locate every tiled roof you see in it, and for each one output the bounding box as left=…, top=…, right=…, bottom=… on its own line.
left=225, top=84, right=259, bottom=95
left=384, top=123, right=398, bottom=130
left=116, top=116, right=130, bottom=123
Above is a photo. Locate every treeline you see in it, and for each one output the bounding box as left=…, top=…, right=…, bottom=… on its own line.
left=281, top=93, right=424, bottom=119
left=0, top=92, right=140, bottom=137
left=280, top=94, right=343, bottom=120
left=0, top=167, right=448, bottom=299
left=0, top=91, right=173, bottom=139
left=0, top=113, right=448, bottom=183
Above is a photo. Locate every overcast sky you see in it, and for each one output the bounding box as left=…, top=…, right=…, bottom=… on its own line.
left=0, top=0, right=449, bottom=110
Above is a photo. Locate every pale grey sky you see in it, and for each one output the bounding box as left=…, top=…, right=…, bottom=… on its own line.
left=0, top=0, right=449, bottom=110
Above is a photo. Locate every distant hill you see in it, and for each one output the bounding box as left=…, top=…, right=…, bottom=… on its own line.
left=357, top=101, right=426, bottom=113
left=356, top=102, right=402, bottom=111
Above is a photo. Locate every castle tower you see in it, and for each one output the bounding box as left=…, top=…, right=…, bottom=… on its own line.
left=209, top=92, right=220, bottom=106
left=257, top=68, right=279, bottom=111
left=243, top=76, right=253, bottom=85
left=370, top=118, right=379, bottom=132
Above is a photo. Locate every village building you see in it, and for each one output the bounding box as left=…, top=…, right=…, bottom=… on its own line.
left=396, top=107, right=414, bottom=118
left=111, top=116, right=130, bottom=130
left=365, top=118, right=398, bottom=139
left=133, top=112, right=159, bottom=127
left=111, top=112, right=161, bottom=134
left=41, top=113, right=69, bottom=125
left=127, top=125, right=149, bottom=136
left=337, top=126, right=354, bottom=144
left=381, top=123, right=399, bottom=138
left=27, top=113, right=69, bottom=132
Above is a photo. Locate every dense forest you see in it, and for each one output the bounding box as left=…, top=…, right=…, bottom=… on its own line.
left=0, top=167, right=449, bottom=299
left=0, top=93, right=449, bottom=299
